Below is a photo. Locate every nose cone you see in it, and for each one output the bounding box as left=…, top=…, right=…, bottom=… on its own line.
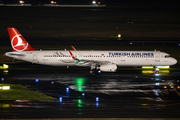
left=171, top=58, right=177, bottom=65
left=5, top=52, right=9, bottom=57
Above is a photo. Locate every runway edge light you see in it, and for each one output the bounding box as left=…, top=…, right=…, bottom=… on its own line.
left=142, top=66, right=154, bottom=69
left=66, top=87, right=69, bottom=92
left=59, top=97, right=62, bottom=102
left=0, top=86, right=10, bottom=90
left=3, top=64, right=9, bottom=69
left=96, top=97, right=99, bottom=102
left=118, top=34, right=121, bottom=38
left=157, top=66, right=170, bottom=69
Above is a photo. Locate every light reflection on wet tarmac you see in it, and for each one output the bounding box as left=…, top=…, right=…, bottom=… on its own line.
left=0, top=66, right=180, bottom=118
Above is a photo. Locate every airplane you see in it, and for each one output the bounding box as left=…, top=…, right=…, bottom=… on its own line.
left=5, top=27, right=177, bottom=73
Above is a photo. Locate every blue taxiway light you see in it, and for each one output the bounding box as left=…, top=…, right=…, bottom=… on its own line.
left=1, top=78, right=4, bottom=81
left=35, top=79, right=39, bottom=82
left=156, top=83, right=160, bottom=86
left=82, top=93, right=85, bottom=96
left=96, top=102, right=99, bottom=107
left=155, top=74, right=161, bottom=76
left=59, top=97, right=62, bottom=102
left=66, top=87, right=69, bottom=92
left=66, top=87, right=69, bottom=98
left=96, top=97, right=99, bottom=102
left=51, top=81, right=54, bottom=84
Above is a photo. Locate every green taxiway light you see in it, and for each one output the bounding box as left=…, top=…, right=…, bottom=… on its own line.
left=74, top=78, right=87, bottom=92
left=78, top=99, right=82, bottom=104
left=77, top=99, right=83, bottom=108
left=78, top=88, right=83, bottom=91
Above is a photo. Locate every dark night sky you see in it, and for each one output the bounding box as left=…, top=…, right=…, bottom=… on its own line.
left=1, top=0, right=179, bottom=6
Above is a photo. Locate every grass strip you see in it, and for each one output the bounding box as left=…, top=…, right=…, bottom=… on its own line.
left=0, top=84, right=56, bottom=100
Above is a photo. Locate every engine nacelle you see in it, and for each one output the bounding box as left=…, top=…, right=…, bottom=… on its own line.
left=99, top=64, right=117, bottom=72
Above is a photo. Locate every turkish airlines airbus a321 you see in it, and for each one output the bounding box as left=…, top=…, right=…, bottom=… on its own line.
left=5, top=27, right=177, bottom=73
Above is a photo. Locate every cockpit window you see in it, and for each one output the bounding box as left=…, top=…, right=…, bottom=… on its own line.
left=165, top=55, right=170, bottom=58
left=9, top=53, right=25, bottom=57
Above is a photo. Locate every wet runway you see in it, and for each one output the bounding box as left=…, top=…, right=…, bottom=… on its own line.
left=0, top=64, right=180, bottom=119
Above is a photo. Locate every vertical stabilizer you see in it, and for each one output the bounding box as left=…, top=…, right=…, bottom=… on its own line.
left=7, top=27, right=35, bottom=51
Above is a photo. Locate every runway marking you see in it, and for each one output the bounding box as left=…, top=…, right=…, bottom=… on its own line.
left=173, top=87, right=180, bottom=97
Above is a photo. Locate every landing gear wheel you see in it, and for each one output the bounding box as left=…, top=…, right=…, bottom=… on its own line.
left=90, top=69, right=101, bottom=74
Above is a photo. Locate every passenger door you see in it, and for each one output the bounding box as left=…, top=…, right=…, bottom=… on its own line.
left=33, top=53, right=38, bottom=63
left=155, top=52, right=160, bottom=62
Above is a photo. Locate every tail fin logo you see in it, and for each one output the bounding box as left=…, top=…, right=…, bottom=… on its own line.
left=11, top=34, right=28, bottom=51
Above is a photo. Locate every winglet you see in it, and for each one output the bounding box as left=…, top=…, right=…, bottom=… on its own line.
left=68, top=50, right=75, bottom=59
left=71, top=45, right=76, bottom=51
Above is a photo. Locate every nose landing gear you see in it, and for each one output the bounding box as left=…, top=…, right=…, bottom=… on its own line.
left=154, top=66, right=159, bottom=74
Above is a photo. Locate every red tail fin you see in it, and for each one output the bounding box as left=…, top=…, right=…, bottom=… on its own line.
left=7, top=27, right=35, bottom=51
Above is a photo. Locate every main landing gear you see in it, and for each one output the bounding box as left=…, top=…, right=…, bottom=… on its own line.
left=90, top=64, right=101, bottom=74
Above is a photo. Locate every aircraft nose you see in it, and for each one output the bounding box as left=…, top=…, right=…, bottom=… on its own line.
left=171, top=58, right=177, bottom=65
left=5, top=52, right=9, bottom=56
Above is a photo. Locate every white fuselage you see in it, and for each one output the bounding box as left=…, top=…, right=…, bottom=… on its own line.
left=5, top=50, right=177, bottom=67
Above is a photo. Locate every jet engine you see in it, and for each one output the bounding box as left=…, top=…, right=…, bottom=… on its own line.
left=99, top=63, right=117, bottom=72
